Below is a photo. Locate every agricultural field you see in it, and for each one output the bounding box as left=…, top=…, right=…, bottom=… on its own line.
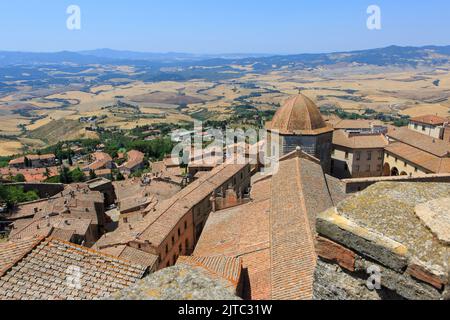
left=1, top=47, right=450, bottom=156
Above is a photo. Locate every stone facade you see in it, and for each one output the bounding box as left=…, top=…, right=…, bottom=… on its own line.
left=313, top=182, right=450, bottom=300
left=408, top=121, right=445, bottom=140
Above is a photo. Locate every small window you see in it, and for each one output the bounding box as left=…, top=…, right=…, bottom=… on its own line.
left=367, top=152, right=372, bottom=161
left=185, top=239, right=189, bottom=250
left=356, top=152, right=361, bottom=161
left=345, top=152, right=349, bottom=160
left=179, top=244, right=182, bottom=253
left=172, top=236, right=175, bottom=245
left=184, top=221, right=188, bottom=230
left=415, top=167, right=418, bottom=173
left=178, top=228, right=181, bottom=237
left=404, top=161, right=407, bottom=167
left=165, top=244, right=169, bottom=254
left=422, top=126, right=426, bottom=131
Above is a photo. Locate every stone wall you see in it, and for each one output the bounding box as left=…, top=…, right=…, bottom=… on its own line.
left=313, top=208, right=449, bottom=300
left=108, top=265, right=241, bottom=300
left=282, top=132, right=332, bottom=174
left=5, top=182, right=64, bottom=198
left=342, top=174, right=450, bottom=193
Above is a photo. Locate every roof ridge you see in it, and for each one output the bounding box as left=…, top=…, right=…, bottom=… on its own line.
left=136, top=163, right=240, bottom=240
left=47, top=237, right=147, bottom=270
left=0, top=236, right=46, bottom=277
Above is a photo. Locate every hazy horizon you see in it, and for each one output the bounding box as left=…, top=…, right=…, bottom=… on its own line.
left=1, top=0, right=450, bottom=54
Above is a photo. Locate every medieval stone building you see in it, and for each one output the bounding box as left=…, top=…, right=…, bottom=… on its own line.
left=266, top=94, right=333, bottom=173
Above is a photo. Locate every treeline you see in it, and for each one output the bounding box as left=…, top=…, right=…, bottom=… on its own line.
left=102, top=130, right=174, bottom=160
left=321, top=107, right=411, bottom=127
left=0, top=184, right=39, bottom=208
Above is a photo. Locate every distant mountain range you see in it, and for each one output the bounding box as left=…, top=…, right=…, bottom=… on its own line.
left=1, top=45, right=450, bottom=69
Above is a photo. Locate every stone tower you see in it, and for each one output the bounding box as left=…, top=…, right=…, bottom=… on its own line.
left=266, top=93, right=333, bottom=173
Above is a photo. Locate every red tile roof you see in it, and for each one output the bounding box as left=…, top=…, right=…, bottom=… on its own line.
left=267, top=94, right=333, bottom=135
left=333, top=130, right=388, bottom=149
left=95, top=162, right=248, bottom=250
left=194, top=152, right=346, bottom=300
left=0, top=236, right=44, bottom=277
left=177, top=255, right=242, bottom=289
left=385, top=142, right=450, bottom=173
left=0, top=238, right=147, bottom=300
left=387, top=126, right=450, bottom=157
left=410, top=115, right=447, bottom=126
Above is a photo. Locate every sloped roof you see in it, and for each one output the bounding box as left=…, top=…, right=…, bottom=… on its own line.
left=0, top=238, right=146, bottom=300
left=333, top=119, right=383, bottom=130
left=387, top=126, right=450, bottom=157
left=267, top=94, right=333, bottom=135
left=95, top=162, right=248, bottom=249
left=194, top=152, right=347, bottom=300
left=410, top=115, right=447, bottom=126
left=385, top=141, right=450, bottom=173
left=333, top=130, right=388, bottom=149
left=0, top=236, right=44, bottom=276
left=177, top=255, right=242, bottom=288
left=99, top=245, right=159, bottom=270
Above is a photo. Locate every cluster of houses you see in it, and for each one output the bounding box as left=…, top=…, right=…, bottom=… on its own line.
left=1, top=148, right=146, bottom=183
left=329, top=115, right=450, bottom=179
left=0, top=93, right=449, bottom=300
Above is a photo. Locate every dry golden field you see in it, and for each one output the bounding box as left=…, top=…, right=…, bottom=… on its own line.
left=1, top=62, right=450, bottom=155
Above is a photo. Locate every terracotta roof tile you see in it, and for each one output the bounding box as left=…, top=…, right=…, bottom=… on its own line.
left=177, top=255, right=242, bottom=288
left=410, top=115, right=447, bottom=126
left=385, top=142, right=450, bottom=173
left=0, top=238, right=146, bottom=300
left=96, top=162, right=248, bottom=249
left=333, top=130, right=388, bottom=149
left=0, top=237, right=44, bottom=276
left=194, top=153, right=346, bottom=300
left=387, top=126, right=450, bottom=157
left=267, top=94, right=333, bottom=135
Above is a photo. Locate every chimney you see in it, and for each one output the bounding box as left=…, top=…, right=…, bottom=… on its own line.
left=296, top=146, right=302, bottom=157
left=210, top=193, right=216, bottom=213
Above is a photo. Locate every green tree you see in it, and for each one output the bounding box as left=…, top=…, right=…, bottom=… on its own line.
left=13, top=174, right=26, bottom=183
left=116, top=171, right=125, bottom=181
left=0, top=185, right=39, bottom=208
left=60, top=167, right=72, bottom=184
left=70, top=168, right=85, bottom=183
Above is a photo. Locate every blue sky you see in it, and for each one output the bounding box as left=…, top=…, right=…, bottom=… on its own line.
left=0, top=0, right=449, bottom=54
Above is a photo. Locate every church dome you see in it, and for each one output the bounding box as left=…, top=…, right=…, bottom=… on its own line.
left=267, top=94, right=332, bottom=135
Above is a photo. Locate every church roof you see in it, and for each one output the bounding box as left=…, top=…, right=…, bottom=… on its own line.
left=267, top=94, right=333, bottom=135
